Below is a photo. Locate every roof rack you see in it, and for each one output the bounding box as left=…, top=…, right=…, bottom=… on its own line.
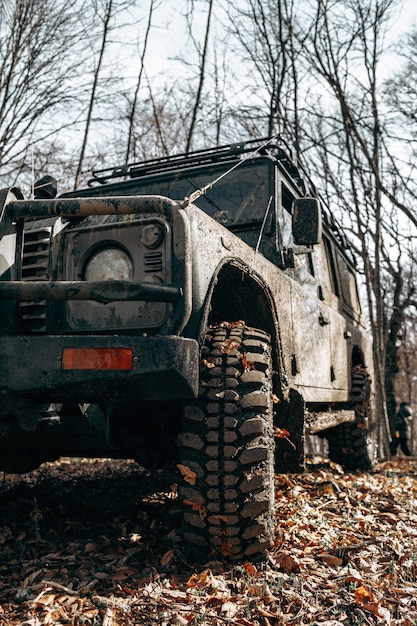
left=85, top=136, right=354, bottom=257
left=87, top=137, right=300, bottom=187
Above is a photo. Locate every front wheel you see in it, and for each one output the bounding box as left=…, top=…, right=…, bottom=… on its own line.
left=176, top=322, right=276, bottom=561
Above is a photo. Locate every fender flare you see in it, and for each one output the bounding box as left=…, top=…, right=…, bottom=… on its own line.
left=197, top=257, right=288, bottom=397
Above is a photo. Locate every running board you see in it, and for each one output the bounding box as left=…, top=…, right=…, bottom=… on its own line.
left=306, top=409, right=356, bottom=435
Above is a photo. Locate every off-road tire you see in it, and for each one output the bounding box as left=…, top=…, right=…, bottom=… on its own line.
left=176, top=322, right=275, bottom=561
left=326, top=365, right=372, bottom=471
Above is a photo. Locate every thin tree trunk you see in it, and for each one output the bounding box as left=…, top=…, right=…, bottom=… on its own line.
left=125, top=0, right=154, bottom=163
left=74, top=0, right=113, bottom=189
left=185, top=0, right=214, bottom=154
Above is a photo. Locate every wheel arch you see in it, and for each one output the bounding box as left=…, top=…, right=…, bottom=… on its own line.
left=199, top=259, right=285, bottom=395
left=201, top=259, right=277, bottom=337
left=352, top=344, right=367, bottom=368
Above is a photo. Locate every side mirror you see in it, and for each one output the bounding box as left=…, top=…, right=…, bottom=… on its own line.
left=292, top=197, right=322, bottom=246
left=34, top=175, right=57, bottom=199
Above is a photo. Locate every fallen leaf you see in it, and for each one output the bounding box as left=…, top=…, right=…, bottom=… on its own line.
left=241, top=353, right=255, bottom=371
left=276, top=552, right=301, bottom=573
left=220, top=338, right=240, bottom=354
left=111, top=567, right=137, bottom=580
left=355, top=584, right=375, bottom=605
left=177, top=464, right=197, bottom=485
left=243, top=563, right=257, bottom=575
left=321, top=554, right=343, bottom=567
left=182, top=499, right=207, bottom=519
left=262, top=584, right=279, bottom=604
left=160, top=549, right=175, bottom=569
left=275, top=427, right=290, bottom=439
left=274, top=427, right=296, bottom=449
left=221, top=600, right=238, bottom=618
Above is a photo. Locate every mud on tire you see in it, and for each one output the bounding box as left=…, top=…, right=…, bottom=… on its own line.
left=326, top=364, right=373, bottom=472
left=176, top=322, right=275, bottom=561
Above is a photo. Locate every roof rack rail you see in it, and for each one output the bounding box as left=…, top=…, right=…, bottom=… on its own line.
left=86, top=136, right=353, bottom=258
left=87, top=137, right=296, bottom=187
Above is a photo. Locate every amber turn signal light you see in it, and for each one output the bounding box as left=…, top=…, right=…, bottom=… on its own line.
left=62, top=348, right=133, bottom=370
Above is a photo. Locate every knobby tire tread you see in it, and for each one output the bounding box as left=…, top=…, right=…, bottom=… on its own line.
left=177, top=322, right=275, bottom=561
left=326, top=364, right=373, bottom=471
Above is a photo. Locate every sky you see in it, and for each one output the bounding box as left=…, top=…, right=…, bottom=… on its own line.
left=131, top=0, right=417, bottom=90
left=393, top=0, right=416, bottom=32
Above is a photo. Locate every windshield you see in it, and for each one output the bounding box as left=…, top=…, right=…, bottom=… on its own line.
left=104, top=158, right=275, bottom=227
left=179, top=160, right=273, bottom=226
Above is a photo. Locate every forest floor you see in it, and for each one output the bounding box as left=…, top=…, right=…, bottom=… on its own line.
left=0, top=456, right=416, bottom=626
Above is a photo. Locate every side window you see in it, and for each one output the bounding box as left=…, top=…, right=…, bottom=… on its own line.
left=336, top=252, right=361, bottom=313
left=323, top=236, right=339, bottom=296
left=280, top=182, right=294, bottom=248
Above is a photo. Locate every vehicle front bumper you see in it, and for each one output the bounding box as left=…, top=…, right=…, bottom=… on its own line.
left=0, top=335, right=199, bottom=412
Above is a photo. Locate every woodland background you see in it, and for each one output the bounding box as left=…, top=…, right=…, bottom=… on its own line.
left=1, top=0, right=417, bottom=454
left=1, top=3, right=417, bottom=625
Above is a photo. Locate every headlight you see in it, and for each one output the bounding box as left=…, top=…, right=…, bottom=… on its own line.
left=84, top=247, right=133, bottom=281
left=140, top=224, right=164, bottom=248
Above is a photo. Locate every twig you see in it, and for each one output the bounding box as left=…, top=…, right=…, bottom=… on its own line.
left=40, top=580, right=78, bottom=596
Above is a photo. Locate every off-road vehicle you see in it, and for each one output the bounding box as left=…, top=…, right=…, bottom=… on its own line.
left=0, top=138, right=374, bottom=560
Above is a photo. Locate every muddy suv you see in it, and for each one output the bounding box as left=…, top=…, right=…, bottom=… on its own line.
left=0, top=138, right=374, bottom=560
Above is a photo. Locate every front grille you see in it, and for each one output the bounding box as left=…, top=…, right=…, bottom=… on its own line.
left=19, top=227, right=52, bottom=333
left=144, top=251, right=163, bottom=273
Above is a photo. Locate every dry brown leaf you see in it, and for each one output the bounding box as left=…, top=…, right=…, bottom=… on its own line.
left=220, top=338, right=240, bottom=354
left=170, top=614, right=189, bottom=626
left=241, top=353, right=255, bottom=371
left=177, top=463, right=197, bottom=485
left=258, top=606, right=282, bottom=618
left=221, top=600, right=238, bottom=618
left=262, top=584, right=279, bottom=605
left=243, top=562, right=257, bottom=575
left=276, top=552, right=301, bottom=573
left=111, top=567, right=137, bottom=580
left=355, top=583, right=375, bottom=605
left=320, top=554, right=343, bottom=568
left=274, top=427, right=296, bottom=449
left=32, top=593, right=56, bottom=608
left=160, top=549, right=175, bottom=569
left=182, top=499, right=207, bottom=519
left=83, top=607, right=100, bottom=619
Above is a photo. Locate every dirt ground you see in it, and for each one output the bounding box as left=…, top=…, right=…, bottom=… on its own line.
left=0, top=456, right=416, bottom=625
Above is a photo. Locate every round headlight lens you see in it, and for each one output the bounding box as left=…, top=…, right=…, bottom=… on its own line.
left=84, top=248, right=133, bottom=281
left=140, top=224, right=164, bottom=248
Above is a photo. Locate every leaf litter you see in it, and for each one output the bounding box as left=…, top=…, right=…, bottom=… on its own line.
left=0, top=457, right=416, bottom=625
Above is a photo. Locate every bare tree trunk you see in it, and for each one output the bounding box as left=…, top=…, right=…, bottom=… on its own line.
left=74, top=0, right=113, bottom=189
left=185, top=0, right=214, bottom=153
left=125, top=0, right=154, bottom=163
left=224, top=0, right=298, bottom=142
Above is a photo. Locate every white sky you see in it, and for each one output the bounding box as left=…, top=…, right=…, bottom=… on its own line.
left=135, top=0, right=417, bottom=86
left=393, top=0, right=416, bottom=32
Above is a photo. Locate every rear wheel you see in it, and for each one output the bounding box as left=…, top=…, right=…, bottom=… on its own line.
left=176, top=322, right=275, bottom=561
left=326, top=364, right=373, bottom=471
